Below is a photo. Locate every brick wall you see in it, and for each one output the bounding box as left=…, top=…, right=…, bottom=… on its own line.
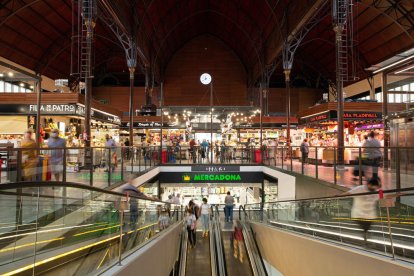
left=268, top=88, right=323, bottom=115
left=163, top=35, right=248, bottom=106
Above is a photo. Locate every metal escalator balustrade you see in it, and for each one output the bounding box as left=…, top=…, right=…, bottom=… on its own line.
left=239, top=206, right=267, bottom=276
left=0, top=182, right=183, bottom=275
left=243, top=187, right=414, bottom=263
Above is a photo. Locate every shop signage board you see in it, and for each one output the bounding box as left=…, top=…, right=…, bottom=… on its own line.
left=0, top=104, right=121, bottom=124
left=342, top=111, right=382, bottom=120
left=234, top=123, right=297, bottom=129
left=299, top=110, right=383, bottom=125
left=159, top=172, right=263, bottom=183
left=191, top=165, right=240, bottom=172
left=121, top=122, right=186, bottom=129
left=299, top=111, right=332, bottom=125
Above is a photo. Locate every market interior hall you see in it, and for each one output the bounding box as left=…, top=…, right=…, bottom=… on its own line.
left=0, top=1, right=414, bottom=276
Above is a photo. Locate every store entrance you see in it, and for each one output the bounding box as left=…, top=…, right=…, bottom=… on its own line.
left=160, top=183, right=263, bottom=207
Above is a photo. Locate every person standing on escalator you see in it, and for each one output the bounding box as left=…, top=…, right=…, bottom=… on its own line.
left=233, top=223, right=244, bottom=263
left=186, top=208, right=197, bottom=248
left=224, top=191, right=235, bottom=222
left=199, top=198, right=211, bottom=238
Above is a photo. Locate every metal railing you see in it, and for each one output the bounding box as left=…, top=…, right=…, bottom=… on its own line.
left=0, top=182, right=183, bottom=275
left=243, top=187, right=414, bottom=263
left=1, top=145, right=413, bottom=190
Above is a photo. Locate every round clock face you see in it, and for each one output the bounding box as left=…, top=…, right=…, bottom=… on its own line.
left=200, top=73, right=212, bottom=85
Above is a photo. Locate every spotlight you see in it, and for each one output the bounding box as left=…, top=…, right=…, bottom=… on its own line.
left=8, top=72, right=13, bottom=77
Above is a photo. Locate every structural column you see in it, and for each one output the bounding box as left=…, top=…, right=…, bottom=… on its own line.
left=382, top=72, right=389, bottom=169
left=334, top=25, right=345, bottom=165
left=35, top=75, right=42, bottom=147
left=284, top=69, right=291, bottom=146
left=128, top=67, right=135, bottom=144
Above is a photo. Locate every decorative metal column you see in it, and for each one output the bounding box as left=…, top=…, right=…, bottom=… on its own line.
left=283, top=69, right=291, bottom=146
left=334, top=23, right=345, bottom=165
left=35, top=75, right=42, bottom=147
left=81, top=0, right=97, bottom=148
left=332, top=0, right=352, bottom=165
left=382, top=72, right=389, bottom=169
left=128, top=66, right=135, bottom=144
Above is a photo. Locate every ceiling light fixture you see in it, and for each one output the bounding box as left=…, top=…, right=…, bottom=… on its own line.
left=373, top=55, right=414, bottom=74
left=395, top=64, right=414, bottom=74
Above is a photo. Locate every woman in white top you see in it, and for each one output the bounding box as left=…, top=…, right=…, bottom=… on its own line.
left=199, top=198, right=211, bottom=238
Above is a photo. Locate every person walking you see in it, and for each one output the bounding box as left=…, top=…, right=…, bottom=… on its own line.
left=105, top=134, right=117, bottom=172
left=199, top=198, right=211, bottom=237
left=233, top=223, right=244, bottom=263
left=47, top=129, right=66, bottom=181
left=300, top=138, right=309, bottom=165
left=362, top=131, right=382, bottom=180
left=343, top=178, right=380, bottom=243
left=200, top=139, right=209, bottom=163
left=21, top=129, right=38, bottom=181
left=121, top=180, right=146, bottom=229
left=224, top=191, right=235, bottom=222
left=186, top=208, right=197, bottom=248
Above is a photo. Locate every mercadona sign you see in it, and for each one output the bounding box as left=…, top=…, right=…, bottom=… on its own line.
left=159, top=172, right=263, bottom=183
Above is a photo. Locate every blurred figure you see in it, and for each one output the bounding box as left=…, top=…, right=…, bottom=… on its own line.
left=173, top=193, right=181, bottom=204
left=158, top=207, right=170, bottom=231
left=344, top=178, right=380, bottom=242
left=21, top=129, right=38, bottom=181
left=189, top=139, right=196, bottom=163
left=186, top=208, right=197, bottom=248
left=105, top=134, right=116, bottom=172
left=47, top=129, right=66, bottom=181
left=200, top=139, right=208, bottom=162
left=121, top=179, right=146, bottom=229
left=300, top=138, right=309, bottom=165
left=233, top=222, right=244, bottom=263
left=363, top=131, right=382, bottom=180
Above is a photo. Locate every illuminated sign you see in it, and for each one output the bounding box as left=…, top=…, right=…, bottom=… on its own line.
left=191, top=165, right=240, bottom=172
left=343, top=112, right=382, bottom=119
left=160, top=172, right=263, bottom=183
left=0, top=104, right=120, bottom=125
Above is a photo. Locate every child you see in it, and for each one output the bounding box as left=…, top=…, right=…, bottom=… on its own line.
left=186, top=208, right=197, bottom=248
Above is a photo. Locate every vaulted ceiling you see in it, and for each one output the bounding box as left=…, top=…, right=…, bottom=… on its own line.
left=0, top=0, right=413, bottom=88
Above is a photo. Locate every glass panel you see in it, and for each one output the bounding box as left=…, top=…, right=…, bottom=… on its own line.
left=0, top=183, right=181, bottom=275
left=5, top=82, right=11, bottom=92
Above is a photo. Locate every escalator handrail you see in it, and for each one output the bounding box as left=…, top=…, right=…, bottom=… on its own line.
left=213, top=205, right=227, bottom=276
left=239, top=204, right=249, bottom=221
left=0, top=181, right=171, bottom=204
left=209, top=214, right=218, bottom=276
left=244, top=186, right=414, bottom=206
left=178, top=222, right=188, bottom=276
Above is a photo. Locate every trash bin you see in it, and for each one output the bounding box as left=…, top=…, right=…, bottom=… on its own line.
left=162, top=150, right=167, bottom=164
left=255, top=150, right=262, bottom=164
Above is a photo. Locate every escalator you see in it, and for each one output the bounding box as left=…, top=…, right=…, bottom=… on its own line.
left=0, top=182, right=183, bottom=275
left=180, top=205, right=267, bottom=276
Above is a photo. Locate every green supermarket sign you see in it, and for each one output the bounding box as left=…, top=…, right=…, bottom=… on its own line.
left=183, top=174, right=242, bottom=182
left=160, top=172, right=263, bottom=183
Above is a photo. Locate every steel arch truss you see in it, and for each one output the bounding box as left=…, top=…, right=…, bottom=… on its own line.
left=282, top=0, right=330, bottom=71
